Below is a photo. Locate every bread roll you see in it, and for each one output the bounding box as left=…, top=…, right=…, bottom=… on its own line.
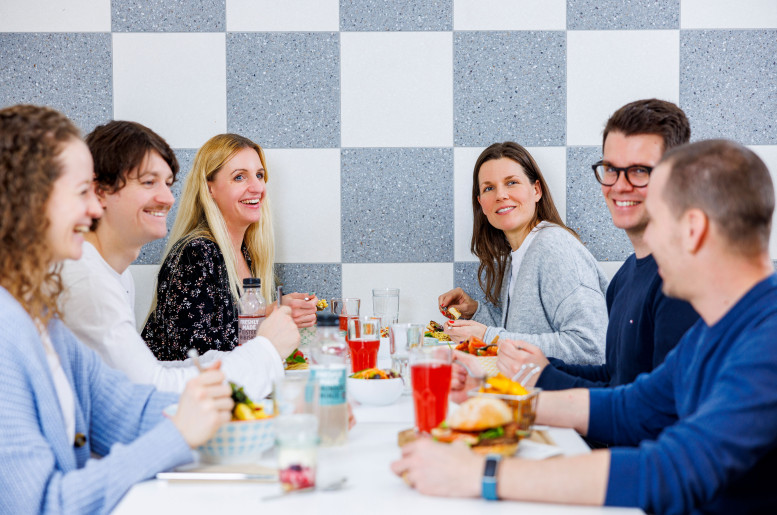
left=447, top=397, right=512, bottom=432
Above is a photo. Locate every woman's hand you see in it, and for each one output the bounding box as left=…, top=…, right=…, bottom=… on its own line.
left=173, top=362, right=233, bottom=448
left=438, top=288, right=477, bottom=319
left=497, top=340, right=549, bottom=387
left=391, top=438, right=483, bottom=497
left=450, top=350, right=483, bottom=404
left=443, top=319, right=486, bottom=343
left=282, top=292, right=317, bottom=328
left=258, top=305, right=300, bottom=359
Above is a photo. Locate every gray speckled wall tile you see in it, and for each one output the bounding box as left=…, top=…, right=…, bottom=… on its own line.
left=275, top=263, right=342, bottom=301
left=341, top=148, right=453, bottom=263
left=112, top=0, right=225, bottom=32
left=0, top=33, right=112, bottom=135
left=454, top=31, right=566, bottom=147
left=567, top=0, right=679, bottom=30
left=135, top=148, right=197, bottom=264
left=453, top=262, right=489, bottom=308
left=340, top=0, right=452, bottom=31
left=566, top=147, right=633, bottom=260
left=227, top=33, right=340, bottom=148
left=681, top=30, right=777, bottom=145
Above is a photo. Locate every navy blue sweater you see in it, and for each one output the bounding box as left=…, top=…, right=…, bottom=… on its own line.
left=593, top=274, right=777, bottom=513
left=537, top=254, right=699, bottom=389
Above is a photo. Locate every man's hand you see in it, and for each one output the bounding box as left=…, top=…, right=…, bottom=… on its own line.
left=497, top=340, right=549, bottom=387
left=438, top=288, right=478, bottom=319
left=450, top=350, right=484, bottom=404
left=258, top=305, right=300, bottom=359
left=172, top=362, right=233, bottom=448
left=391, top=438, right=483, bottom=497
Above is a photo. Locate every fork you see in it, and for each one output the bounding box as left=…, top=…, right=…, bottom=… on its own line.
left=511, top=363, right=541, bottom=387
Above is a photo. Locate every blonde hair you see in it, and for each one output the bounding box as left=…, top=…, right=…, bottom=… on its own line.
left=150, top=134, right=276, bottom=314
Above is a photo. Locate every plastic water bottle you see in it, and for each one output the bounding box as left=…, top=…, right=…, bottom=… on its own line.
left=238, top=278, right=266, bottom=345
left=309, top=313, right=348, bottom=446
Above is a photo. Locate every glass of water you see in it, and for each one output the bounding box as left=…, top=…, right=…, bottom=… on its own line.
left=372, top=288, right=400, bottom=328
left=389, top=323, right=424, bottom=395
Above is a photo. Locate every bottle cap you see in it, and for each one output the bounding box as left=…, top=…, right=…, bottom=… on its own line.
left=317, top=312, right=338, bottom=327
left=243, top=277, right=262, bottom=287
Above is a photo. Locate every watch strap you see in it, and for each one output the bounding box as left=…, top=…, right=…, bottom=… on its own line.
left=482, top=453, right=502, bottom=501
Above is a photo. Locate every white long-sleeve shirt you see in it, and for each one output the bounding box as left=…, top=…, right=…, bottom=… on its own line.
left=59, top=242, right=283, bottom=398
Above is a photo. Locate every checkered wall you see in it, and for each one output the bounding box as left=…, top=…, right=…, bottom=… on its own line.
left=2, top=0, right=776, bottom=324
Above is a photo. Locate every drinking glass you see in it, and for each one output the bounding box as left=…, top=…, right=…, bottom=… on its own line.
left=276, top=413, right=318, bottom=492
left=346, top=316, right=381, bottom=373
left=372, top=288, right=400, bottom=328
left=331, top=298, right=361, bottom=333
left=274, top=375, right=320, bottom=417
left=410, top=345, right=453, bottom=433
left=389, top=323, right=425, bottom=395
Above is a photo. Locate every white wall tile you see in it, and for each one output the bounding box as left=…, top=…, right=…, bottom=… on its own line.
left=265, top=148, right=341, bottom=263
left=681, top=0, right=777, bottom=29
left=453, top=146, right=567, bottom=262
left=112, top=33, right=226, bottom=149
left=567, top=30, right=680, bottom=146
left=129, top=264, right=160, bottom=331
left=453, top=0, right=566, bottom=30
left=341, top=32, right=453, bottom=148
left=749, top=145, right=777, bottom=259
left=0, top=0, right=110, bottom=32
left=597, top=260, right=624, bottom=281
left=342, top=263, right=453, bottom=327
left=453, top=147, right=482, bottom=262
left=226, top=0, right=339, bottom=31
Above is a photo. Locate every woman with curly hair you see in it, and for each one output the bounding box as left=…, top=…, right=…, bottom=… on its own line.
left=0, top=105, right=232, bottom=513
left=439, top=142, right=608, bottom=365
left=143, top=133, right=317, bottom=361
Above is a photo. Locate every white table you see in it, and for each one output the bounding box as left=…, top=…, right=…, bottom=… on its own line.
left=114, top=396, right=643, bottom=514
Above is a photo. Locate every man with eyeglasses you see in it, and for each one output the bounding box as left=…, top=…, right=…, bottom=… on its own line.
left=394, top=138, right=777, bottom=513
left=493, top=99, right=699, bottom=392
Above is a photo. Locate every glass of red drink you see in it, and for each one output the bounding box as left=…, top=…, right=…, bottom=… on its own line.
left=331, top=298, right=361, bottom=332
left=410, top=346, right=453, bottom=433
left=346, top=316, right=381, bottom=373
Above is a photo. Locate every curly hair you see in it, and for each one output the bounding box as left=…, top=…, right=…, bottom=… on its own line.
left=0, top=104, right=80, bottom=325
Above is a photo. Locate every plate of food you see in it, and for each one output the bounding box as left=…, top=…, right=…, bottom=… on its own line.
left=284, top=348, right=309, bottom=372
left=455, top=335, right=500, bottom=376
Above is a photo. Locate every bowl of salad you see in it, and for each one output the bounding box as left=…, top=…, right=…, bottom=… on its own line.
left=347, top=368, right=403, bottom=406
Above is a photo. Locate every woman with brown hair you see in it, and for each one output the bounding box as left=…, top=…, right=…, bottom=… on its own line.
left=439, top=142, right=608, bottom=365
left=0, top=105, right=232, bottom=512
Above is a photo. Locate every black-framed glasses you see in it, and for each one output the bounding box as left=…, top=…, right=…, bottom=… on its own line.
left=592, top=161, right=652, bottom=188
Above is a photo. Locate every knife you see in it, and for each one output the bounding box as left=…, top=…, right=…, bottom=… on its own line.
left=156, top=472, right=276, bottom=481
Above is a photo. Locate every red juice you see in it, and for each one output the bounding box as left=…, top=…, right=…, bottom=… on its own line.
left=346, top=338, right=379, bottom=373
left=411, top=362, right=453, bottom=433
left=339, top=315, right=358, bottom=332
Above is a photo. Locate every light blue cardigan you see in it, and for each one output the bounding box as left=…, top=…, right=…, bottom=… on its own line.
left=0, top=287, right=194, bottom=514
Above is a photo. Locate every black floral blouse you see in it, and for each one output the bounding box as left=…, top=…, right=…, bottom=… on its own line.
left=142, top=237, right=251, bottom=361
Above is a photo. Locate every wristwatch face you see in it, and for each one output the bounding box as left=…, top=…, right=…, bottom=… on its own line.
left=482, top=454, right=501, bottom=501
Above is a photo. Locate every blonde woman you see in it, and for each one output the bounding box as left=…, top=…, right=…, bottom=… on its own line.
left=143, top=133, right=316, bottom=361
left=0, top=105, right=231, bottom=512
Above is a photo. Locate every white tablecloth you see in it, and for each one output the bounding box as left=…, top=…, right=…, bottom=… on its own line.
left=114, top=395, right=643, bottom=514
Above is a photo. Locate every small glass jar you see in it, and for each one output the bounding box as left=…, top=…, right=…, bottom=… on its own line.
left=276, top=413, right=319, bottom=492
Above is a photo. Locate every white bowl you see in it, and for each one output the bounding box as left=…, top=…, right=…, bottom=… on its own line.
left=347, top=376, right=403, bottom=406
left=164, top=404, right=276, bottom=464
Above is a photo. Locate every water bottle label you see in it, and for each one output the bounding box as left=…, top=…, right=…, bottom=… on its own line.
left=310, top=367, right=346, bottom=406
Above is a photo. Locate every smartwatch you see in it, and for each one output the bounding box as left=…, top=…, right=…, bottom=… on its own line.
left=482, top=453, right=502, bottom=501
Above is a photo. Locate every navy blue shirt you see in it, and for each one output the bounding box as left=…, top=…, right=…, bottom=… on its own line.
left=594, top=274, right=777, bottom=513
left=537, top=253, right=699, bottom=389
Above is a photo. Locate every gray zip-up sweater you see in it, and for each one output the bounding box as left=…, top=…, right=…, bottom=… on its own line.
left=472, top=224, right=608, bottom=365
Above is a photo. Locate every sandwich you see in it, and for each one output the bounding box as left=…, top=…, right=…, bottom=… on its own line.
left=398, top=396, right=520, bottom=456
